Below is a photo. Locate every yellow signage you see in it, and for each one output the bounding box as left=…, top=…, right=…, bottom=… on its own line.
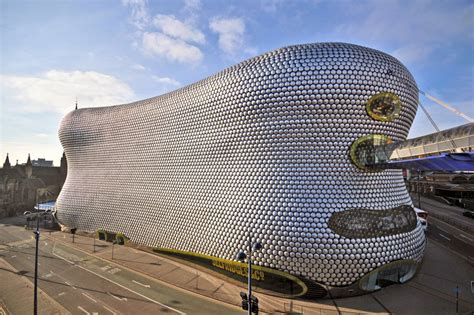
left=212, top=259, right=265, bottom=281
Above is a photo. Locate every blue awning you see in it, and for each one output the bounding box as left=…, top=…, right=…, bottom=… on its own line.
left=379, top=152, right=474, bottom=171
left=34, top=201, right=56, bottom=211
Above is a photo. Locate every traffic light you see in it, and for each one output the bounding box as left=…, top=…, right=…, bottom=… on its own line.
left=239, top=292, right=259, bottom=314
left=71, top=228, right=77, bottom=243
left=240, top=292, right=248, bottom=310
left=250, top=295, right=259, bottom=314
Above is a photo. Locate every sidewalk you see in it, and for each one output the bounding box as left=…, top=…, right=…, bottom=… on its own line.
left=47, top=231, right=375, bottom=315
left=0, top=258, right=70, bottom=315
left=47, top=231, right=474, bottom=314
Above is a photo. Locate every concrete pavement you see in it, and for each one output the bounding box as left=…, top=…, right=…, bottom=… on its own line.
left=0, top=257, right=69, bottom=315
left=48, top=226, right=474, bottom=314
left=0, top=221, right=241, bottom=315
left=1, top=216, right=474, bottom=314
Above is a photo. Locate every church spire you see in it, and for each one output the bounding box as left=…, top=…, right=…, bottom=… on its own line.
left=75, top=98, right=78, bottom=110
left=25, top=154, right=32, bottom=178
left=3, top=153, right=11, bottom=169
left=26, top=153, right=32, bottom=166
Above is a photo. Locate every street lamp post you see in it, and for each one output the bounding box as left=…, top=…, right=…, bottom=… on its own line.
left=236, top=240, right=262, bottom=315
left=27, top=195, right=51, bottom=315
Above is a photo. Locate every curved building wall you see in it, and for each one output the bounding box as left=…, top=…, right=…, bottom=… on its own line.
left=57, top=43, right=426, bottom=296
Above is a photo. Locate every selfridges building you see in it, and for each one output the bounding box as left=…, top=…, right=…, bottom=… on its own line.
left=56, top=42, right=426, bottom=298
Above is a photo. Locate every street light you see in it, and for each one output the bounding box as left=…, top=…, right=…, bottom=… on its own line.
left=24, top=201, right=51, bottom=315
left=236, top=240, right=262, bottom=315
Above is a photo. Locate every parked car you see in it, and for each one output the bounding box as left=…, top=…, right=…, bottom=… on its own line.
left=414, top=207, right=428, bottom=232
left=463, top=210, right=474, bottom=219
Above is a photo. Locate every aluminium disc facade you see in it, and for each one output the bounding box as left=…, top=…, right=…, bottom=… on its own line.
left=56, top=42, right=426, bottom=298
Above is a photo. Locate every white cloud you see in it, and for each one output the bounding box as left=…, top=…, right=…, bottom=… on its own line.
left=260, top=0, right=285, bottom=13
left=142, top=32, right=203, bottom=63
left=209, top=17, right=246, bottom=54
left=392, top=45, right=433, bottom=65
left=131, top=64, right=147, bottom=71
left=184, top=0, right=201, bottom=12
left=152, top=75, right=180, bottom=86
left=122, top=0, right=150, bottom=30
left=153, top=14, right=205, bottom=44
left=0, top=70, right=134, bottom=114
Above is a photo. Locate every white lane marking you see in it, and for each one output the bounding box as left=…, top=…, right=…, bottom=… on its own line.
left=53, top=253, right=75, bottom=265
left=107, top=292, right=127, bottom=302
left=439, top=234, right=451, bottom=241
left=82, top=292, right=97, bottom=303
left=64, top=281, right=77, bottom=290
left=11, top=255, right=16, bottom=258
left=107, top=267, right=121, bottom=274
left=132, top=280, right=151, bottom=288
left=53, top=252, right=184, bottom=314
left=103, top=305, right=117, bottom=315
left=77, top=306, right=90, bottom=315
left=58, top=292, right=66, bottom=296
left=459, top=234, right=474, bottom=242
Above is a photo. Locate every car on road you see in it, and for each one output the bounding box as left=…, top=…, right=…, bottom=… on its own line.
left=414, top=207, right=428, bottom=232
left=463, top=210, right=474, bottom=219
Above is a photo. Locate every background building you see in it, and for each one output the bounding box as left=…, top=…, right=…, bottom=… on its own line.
left=0, top=153, right=67, bottom=218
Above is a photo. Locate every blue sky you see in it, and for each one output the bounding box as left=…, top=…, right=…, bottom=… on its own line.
left=1, top=0, right=473, bottom=166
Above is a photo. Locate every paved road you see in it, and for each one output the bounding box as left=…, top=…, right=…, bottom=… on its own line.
left=411, top=195, right=474, bottom=263
left=427, top=217, right=474, bottom=262
left=0, top=223, right=243, bottom=315
left=412, top=194, right=474, bottom=232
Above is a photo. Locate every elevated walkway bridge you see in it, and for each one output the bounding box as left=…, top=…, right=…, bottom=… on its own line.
left=358, top=123, right=474, bottom=171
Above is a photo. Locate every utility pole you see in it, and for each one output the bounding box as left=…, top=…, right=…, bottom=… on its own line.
left=417, top=170, right=422, bottom=209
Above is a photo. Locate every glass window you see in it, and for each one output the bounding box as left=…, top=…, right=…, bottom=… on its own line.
left=328, top=205, right=418, bottom=239
left=350, top=134, right=392, bottom=170
left=359, top=260, right=418, bottom=291
left=366, top=92, right=401, bottom=122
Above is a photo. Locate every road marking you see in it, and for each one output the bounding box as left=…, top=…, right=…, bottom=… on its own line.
left=53, top=251, right=184, bottom=314
left=107, top=267, right=121, bottom=274
left=58, top=292, right=66, bottom=296
left=11, top=255, right=16, bottom=258
left=53, top=252, right=75, bottom=265
left=82, top=292, right=97, bottom=303
left=459, top=234, right=474, bottom=242
left=439, top=234, right=451, bottom=241
left=64, top=281, right=77, bottom=290
left=132, top=280, right=151, bottom=288
left=107, top=292, right=128, bottom=302
left=102, top=305, right=117, bottom=315
left=77, top=306, right=90, bottom=315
